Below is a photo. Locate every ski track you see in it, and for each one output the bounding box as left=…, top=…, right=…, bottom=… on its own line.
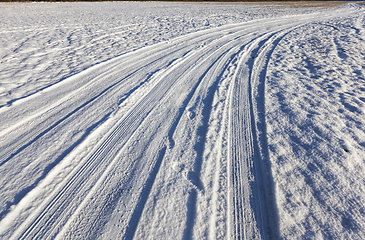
left=0, top=3, right=363, bottom=240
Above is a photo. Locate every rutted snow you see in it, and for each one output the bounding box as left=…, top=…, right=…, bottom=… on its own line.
left=0, top=2, right=364, bottom=240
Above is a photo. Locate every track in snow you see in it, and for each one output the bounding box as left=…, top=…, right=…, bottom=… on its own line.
left=0, top=5, right=362, bottom=240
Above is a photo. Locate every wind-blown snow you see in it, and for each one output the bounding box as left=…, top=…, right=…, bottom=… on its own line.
left=266, top=15, right=365, bottom=239
left=0, top=2, right=323, bottom=107
left=0, top=2, right=364, bottom=239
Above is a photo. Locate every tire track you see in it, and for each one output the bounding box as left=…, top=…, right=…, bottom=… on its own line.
left=1, top=6, right=361, bottom=239
left=0, top=24, right=236, bottom=223
left=172, top=12, right=349, bottom=239
left=0, top=35, right=201, bottom=166
left=248, top=25, right=310, bottom=239
left=227, top=28, right=297, bottom=239
left=226, top=20, right=323, bottom=239
left=3, top=22, right=259, bottom=239
left=0, top=46, right=197, bottom=223
left=14, top=49, right=201, bottom=239
left=80, top=26, right=268, bottom=240
left=54, top=21, right=289, bottom=240
left=182, top=41, right=255, bottom=240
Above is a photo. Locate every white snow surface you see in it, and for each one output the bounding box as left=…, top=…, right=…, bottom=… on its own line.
left=0, top=2, right=364, bottom=239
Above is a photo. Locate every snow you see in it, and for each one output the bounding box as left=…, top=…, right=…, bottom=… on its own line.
left=266, top=15, right=365, bottom=239
left=0, top=1, right=321, bottom=108
left=0, top=1, right=364, bottom=239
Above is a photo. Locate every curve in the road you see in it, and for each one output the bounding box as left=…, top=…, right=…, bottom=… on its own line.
left=0, top=5, right=362, bottom=240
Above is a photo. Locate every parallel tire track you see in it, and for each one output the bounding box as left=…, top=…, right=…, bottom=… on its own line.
left=8, top=22, right=264, bottom=240
left=227, top=25, right=316, bottom=239
left=0, top=6, right=361, bottom=239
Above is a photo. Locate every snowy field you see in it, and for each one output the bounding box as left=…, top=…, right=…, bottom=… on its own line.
left=0, top=1, right=364, bottom=239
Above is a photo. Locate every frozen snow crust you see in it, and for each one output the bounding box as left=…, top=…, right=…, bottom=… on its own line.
left=0, top=2, right=364, bottom=239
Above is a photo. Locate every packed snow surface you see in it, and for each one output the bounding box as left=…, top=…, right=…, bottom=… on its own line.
left=0, top=2, right=364, bottom=239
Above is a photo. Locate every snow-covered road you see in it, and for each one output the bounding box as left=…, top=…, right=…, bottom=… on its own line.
left=0, top=2, right=364, bottom=239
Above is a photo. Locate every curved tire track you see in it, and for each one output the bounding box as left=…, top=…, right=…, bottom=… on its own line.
left=0, top=6, right=361, bottom=240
